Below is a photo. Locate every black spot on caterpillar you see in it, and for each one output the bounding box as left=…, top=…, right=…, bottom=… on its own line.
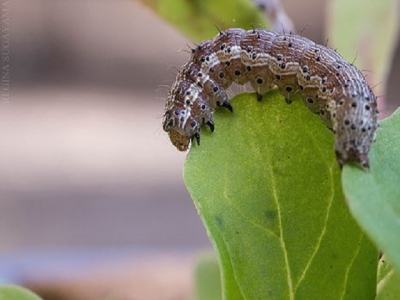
left=162, top=28, right=378, bottom=169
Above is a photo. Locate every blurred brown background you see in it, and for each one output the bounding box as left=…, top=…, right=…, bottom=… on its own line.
left=0, top=0, right=399, bottom=299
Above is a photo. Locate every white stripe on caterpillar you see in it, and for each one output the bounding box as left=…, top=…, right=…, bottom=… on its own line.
left=162, top=28, right=379, bottom=169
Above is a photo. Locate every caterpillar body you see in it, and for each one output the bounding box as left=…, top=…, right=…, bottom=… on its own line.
left=162, top=28, right=378, bottom=169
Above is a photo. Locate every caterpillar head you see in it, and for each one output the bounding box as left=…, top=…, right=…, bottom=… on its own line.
left=162, top=107, right=200, bottom=151
left=167, top=129, right=191, bottom=151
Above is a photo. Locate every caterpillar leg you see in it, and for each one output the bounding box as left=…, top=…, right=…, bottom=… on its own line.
left=219, top=100, right=233, bottom=112
left=285, top=97, right=292, bottom=104
left=205, top=120, right=215, bottom=132
left=191, top=132, right=201, bottom=146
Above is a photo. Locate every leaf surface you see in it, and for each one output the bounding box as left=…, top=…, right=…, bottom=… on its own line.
left=343, top=108, right=400, bottom=274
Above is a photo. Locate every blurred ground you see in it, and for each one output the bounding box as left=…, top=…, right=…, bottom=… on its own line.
left=1, top=1, right=208, bottom=298
left=0, top=1, right=208, bottom=252
left=0, top=0, right=399, bottom=299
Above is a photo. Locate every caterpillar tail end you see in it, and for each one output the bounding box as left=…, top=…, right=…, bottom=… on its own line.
left=335, top=150, right=370, bottom=171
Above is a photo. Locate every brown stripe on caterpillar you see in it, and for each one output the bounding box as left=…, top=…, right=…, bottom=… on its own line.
left=162, top=28, right=379, bottom=170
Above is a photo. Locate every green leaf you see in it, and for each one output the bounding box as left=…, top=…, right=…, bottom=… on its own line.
left=136, top=0, right=267, bottom=42
left=194, top=252, right=222, bottom=300
left=343, top=108, right=400, bottom=274
left=0, top=285, right=42, bottom=300
left=326, top=0, right=400, bottom=98
left=376, top=255, right=400, bottom=300
left=184, top=90, right=377, bottom=299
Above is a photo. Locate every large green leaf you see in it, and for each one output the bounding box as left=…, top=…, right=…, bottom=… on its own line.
left=0, top=285, right=42, bottom=300
left=184, top=90, right=377, bottom=299
left=136, top=0, right=267, bottom=42
left=343, top=108, right=400, bottom=274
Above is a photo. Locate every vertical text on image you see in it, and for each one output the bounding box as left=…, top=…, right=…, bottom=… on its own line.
left=1, top=1, right=10, bottom=105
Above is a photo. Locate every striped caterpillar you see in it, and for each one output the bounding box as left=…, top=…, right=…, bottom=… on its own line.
left=162, top=28, right=379, bottom=169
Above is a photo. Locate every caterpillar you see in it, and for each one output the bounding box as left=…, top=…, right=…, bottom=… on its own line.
left=162, top=28, right=379, bottom=169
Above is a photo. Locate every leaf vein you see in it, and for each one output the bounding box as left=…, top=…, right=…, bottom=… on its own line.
left=269, top=167, right=294, bottom=300
left=215, top=225, right=247, bottom=300
left=339, top=232, right=364, bottom=299
left=294, top=161, right=336, bottom=292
